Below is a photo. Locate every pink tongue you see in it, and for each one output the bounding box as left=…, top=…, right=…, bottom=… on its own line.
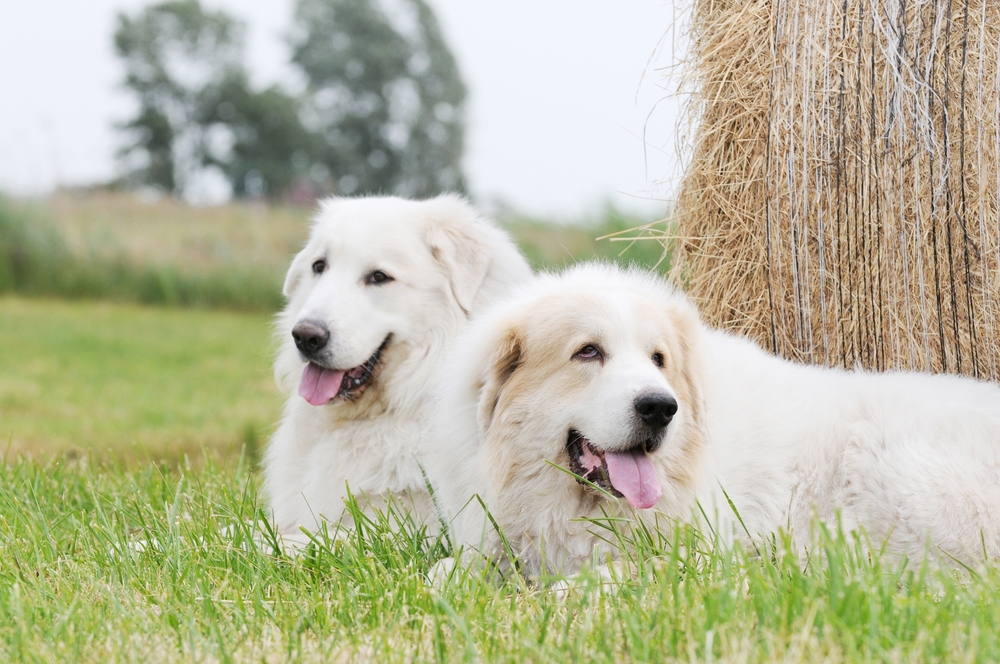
left=298, top=363, right=346, bottom=406
left=604, top=449, right=662, bottom=509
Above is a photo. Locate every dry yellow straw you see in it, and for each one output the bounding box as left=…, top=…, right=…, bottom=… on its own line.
left=672, top=0, right=1000, bottom=376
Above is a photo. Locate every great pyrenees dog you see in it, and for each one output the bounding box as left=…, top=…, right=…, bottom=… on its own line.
left=426, top=262, right=1000, bottom=579
left=265, top=195, right=532, bottom=542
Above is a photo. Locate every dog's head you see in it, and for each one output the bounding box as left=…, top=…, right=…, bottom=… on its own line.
left=459, top=264, right=705, bottom=527
left=277, top=194, right=516, bottom=407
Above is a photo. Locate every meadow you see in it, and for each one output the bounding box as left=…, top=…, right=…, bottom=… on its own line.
left=0, top=191, right=670, bottom=313
left=1, top=192, right=997, bottom=662
left=2, top=451, right=997, bottom=662
left=0, top=297, right=278, bottom=460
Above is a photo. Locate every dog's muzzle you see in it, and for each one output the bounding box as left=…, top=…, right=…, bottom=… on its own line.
left=292, top=319, right=331, bottom=359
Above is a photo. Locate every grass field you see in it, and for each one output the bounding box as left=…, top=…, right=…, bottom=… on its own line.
left=1, top=296, right=999, bottom=661
left=2, top=196, right=996, bottom=661
left=41, top=191, right=670, bottom=274
left=0, top=297, right=279, bottom=460
left=2, top=453, right=998, bottom=662
left=1, top=191, right=670, bottom=312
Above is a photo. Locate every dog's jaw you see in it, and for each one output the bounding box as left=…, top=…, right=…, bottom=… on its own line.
left=567, top=430, right=617, bottom=495
left=299, top=335, right=391, bottom=405
left=566, top=429, right=663, bottom=509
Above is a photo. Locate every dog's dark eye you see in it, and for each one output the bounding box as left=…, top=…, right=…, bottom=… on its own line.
left=573, top=344, right=603, bottom=361
left=312, top=259, right=326, bottom=275
left=365, top=270, right=394, bottom=286
left=652, top=352, right=665, bottom=368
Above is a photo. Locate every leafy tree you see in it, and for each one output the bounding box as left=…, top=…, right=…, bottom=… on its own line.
left=115, top=0, right=468, bottom=202
left=114, top=0, right=244, bottom=194
left=290, top=0, right=468, bottom=197
left=199, top=72, right=317, bottom=199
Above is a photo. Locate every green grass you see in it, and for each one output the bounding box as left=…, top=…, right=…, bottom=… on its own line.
left=504, top=207, right=671, bottom=274
left=0, top=297, right=280, bottom=460
left=0, top=196, right=287, bottom=312
left=0, top=297, right=997, bottom=661
left=0, top=192, right=671, bottom=312
left=0, top=193, right=670, bottom=458
left=0, top=455, right=996, bottom=662
left=5, top=197, right=986, bottom=662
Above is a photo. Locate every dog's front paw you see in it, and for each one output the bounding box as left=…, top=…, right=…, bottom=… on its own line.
left=551, top=563, right=624, bottom=599
left=427, top=557, right=457, bottom=589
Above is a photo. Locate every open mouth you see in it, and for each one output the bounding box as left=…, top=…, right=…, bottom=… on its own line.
left=566, top=429, right=662, bottom=509
left=298, top=335, right=390, bottom=406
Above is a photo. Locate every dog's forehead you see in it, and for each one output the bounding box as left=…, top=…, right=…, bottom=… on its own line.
left=522, top=288, right=669, bottom=350
left=308, top=208, right=423, bottom=264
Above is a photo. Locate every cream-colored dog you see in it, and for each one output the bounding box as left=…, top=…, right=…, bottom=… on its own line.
left=265, top=195, right=532, bottom=542
left=426, top=263, right=1000, bottom=578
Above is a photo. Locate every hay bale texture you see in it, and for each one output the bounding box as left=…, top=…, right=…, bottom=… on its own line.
left=673, top=0, right=1000, bottom=377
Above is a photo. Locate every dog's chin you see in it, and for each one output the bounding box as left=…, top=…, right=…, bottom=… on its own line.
left=337, top=337, right=391, bottom=399
left=298, top=335, right=391, bottom=405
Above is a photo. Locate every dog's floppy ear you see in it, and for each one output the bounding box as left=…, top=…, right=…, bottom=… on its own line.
left=476, top=326, right=522, bottom=438
left=284, top=198, right=343, bottom=298
left=424, top=206, right=491, bottom=315
left=662, top=297, right=706, bottom=428
left=282, top=248, right=310, bottom=298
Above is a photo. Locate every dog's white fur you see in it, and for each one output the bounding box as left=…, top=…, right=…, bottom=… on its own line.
left=265, top=195, right=532, bottom=539
left=425, top=263, right=1000, bottom=578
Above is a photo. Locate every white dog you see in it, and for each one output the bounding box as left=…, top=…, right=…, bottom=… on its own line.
left=426, top=262, right=1000, bottom=579
left=265, top=195, right=532, bottom=542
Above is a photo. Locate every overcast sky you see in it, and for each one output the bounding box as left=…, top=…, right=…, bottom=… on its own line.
left=0, top=0, right=686, bottom=219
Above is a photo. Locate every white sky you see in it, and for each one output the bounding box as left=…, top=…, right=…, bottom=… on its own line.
left=0, top=0, right=686, bottom=219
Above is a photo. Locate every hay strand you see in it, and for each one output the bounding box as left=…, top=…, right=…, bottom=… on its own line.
left=673, top=0, right=1000, bottom=376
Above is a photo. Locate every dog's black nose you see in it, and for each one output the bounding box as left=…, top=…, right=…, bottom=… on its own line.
left=634, top=392, right=678, bottom=430
left=292, top=320, right=330, bottom=356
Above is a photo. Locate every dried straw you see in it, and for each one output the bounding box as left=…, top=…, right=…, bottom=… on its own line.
left=672, top=0, right=1000, bottom=376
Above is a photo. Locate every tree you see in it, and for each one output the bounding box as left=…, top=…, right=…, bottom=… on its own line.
left=114, top=0, right=244, bottom=195
left=199, top=71, right=317, bottom=199
left=290, top=0, right=468, bottom=198
left=115, top=0, right=469, bottom=202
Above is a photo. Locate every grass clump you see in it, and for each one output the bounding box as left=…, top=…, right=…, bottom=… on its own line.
left=0, top=455, right=997, bottom=662
left=0, top=196, right=284, bottom=311
left=503, top=204, right=672, bottom=273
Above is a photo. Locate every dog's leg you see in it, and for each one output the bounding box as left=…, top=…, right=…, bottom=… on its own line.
left=427, top=557, right=458, bottom=589
left=550, top=561, right=627, bottom=599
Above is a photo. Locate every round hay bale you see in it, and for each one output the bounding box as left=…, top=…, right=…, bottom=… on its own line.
left=673, top=0, right=1000, bottom=377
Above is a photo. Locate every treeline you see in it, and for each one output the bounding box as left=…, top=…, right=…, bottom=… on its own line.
left=115, top=0, right=467, bottom=203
